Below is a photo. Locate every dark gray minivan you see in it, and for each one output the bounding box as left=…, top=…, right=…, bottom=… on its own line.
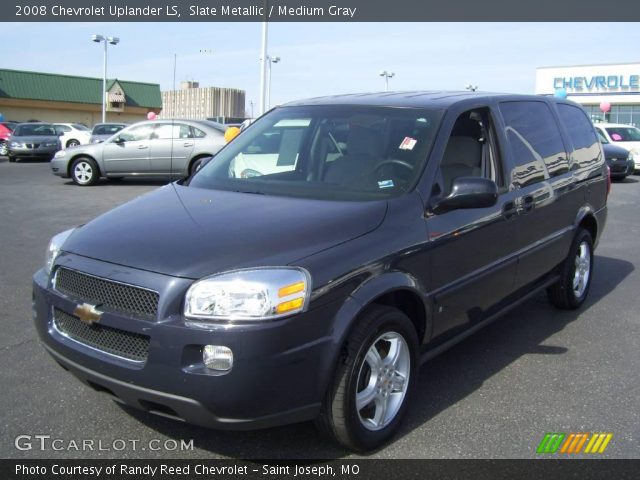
left=33, top=92, right=608, bottom=451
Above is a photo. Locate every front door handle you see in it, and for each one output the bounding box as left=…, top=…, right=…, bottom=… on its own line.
left=502, top=201, right=517, bottom=219
left=183, top=142, right=194, bottom=147
left=138, top=145, right=148, bottom=149
left=522, top=195, right=534, bottom=213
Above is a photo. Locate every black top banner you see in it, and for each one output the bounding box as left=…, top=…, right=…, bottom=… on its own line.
left=3, top=0, right=640, bottom=22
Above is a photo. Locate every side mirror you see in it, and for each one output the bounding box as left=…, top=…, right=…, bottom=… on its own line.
left=433, top=177, right=498, bottom=214
left=113, top=136, right=125, bottom=144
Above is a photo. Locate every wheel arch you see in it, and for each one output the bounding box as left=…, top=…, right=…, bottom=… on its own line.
left=316, top=271, right=432, bottom=402
left=575, top=206, right=598, bottom=244
left=67, top=154, right=101, bottom=178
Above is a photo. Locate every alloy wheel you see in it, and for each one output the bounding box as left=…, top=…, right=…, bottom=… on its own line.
left=74, top=161, right=93, bottom=185
left=356, top=332, right=411, bottom=431
left=573, top=241, right=591, bottom=298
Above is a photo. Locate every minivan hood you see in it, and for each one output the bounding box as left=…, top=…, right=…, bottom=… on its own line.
left=63, top=184, right=387, bottom=279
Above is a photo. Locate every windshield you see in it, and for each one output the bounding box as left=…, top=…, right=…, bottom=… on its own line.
left=92, top=124, right=126, bottom=135
left=189, top=105, right=443, bottom=201
left=14, top=124, right=56, bottom=136
left=605, top=126, right=640, bottom=142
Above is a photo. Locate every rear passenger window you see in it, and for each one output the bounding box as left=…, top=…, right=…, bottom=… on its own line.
left=556, top=104, right=602, bottom=169
left=500, top=101, right=568, bottom=187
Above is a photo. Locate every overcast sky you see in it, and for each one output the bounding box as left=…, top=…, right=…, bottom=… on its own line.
left=2, top=22, right=639, bottom=114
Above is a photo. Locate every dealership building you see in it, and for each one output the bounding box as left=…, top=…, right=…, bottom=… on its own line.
left=536, top=62, right=640, bottom=126
left=0, top=68, right=162, bottom=125
left=160, top=81, right=246, bottom=122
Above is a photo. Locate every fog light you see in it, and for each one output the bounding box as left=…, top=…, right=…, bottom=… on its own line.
left=203, top=345, right=233, bottom=371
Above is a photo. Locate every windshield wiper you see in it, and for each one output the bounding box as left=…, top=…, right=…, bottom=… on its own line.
left=234, top=189, right=266, bottom=195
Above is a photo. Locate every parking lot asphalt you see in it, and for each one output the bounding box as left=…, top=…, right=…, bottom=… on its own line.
left=0, top=157, right=639, bottom=460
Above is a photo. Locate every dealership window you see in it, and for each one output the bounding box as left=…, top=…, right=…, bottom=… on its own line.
left=583, top=104, right=640, bottom=127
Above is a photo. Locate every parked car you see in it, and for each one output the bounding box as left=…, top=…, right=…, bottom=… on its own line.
left=7, top=123, right=61, bottom=162
left=0, top=123, right=12, bottom=156
left=593, top=122, right=640, bottom=172
left=34, top=93, right=607, bottom=451
left=54, top=123, right=92, bottom=148
left=89, top=123, right=128, bottom=144
left=597, top=131, right=634, bottom=180
left=51, top=119, right=227, bottom=185
left=1, top=121, right=18, bottom=131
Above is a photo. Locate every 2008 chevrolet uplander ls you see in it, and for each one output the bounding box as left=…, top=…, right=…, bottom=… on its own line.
left=33, top=92, right=608, bottom=451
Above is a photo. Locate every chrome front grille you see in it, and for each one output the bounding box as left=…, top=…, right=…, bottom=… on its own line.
left=53, top=308, right=150, bottom=362
left=54, top=267, right=159, bottom=320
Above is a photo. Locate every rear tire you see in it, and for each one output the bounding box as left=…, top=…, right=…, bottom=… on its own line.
left=66, top=139, right=80, bottom=148
left=71, top=157, right=99, bottom=186
left=316, top=305, right=418, bottom=451
left=190, top=156, right=211, bottom=175
left=8, top=156, right=16, bottom=163
left=547, top=228, right=594, bottom=310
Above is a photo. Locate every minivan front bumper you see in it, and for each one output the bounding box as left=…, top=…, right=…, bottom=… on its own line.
left=32, top=259, right=342, bottom=430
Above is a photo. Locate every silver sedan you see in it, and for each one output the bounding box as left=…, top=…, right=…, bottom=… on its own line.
left=51, top=119, right=227, bottom=186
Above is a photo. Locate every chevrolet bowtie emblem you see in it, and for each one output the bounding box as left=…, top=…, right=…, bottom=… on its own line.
left=73, top=303, right=103, bottom=325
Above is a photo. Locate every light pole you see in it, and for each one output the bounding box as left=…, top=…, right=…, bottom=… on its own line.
left=92, top=34, right=119, bottom=124
left=465, top=84, right=478, bottom=92
left=267, top=55, right=280, bottom=110
left=379, top=70, right=395, bottom=92
left=259, top=20, right=269, bottom=116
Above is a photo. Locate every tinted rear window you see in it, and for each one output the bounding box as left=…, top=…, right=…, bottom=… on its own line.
left=499, top=101, right=567, bottom=186
left=556, top=104, right=602, bottom=168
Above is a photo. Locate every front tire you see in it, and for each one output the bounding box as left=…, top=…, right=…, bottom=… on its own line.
left=8, top=156, right=16, bottom=163
left=0, top=142, right=7, bottom=156
left=71, top=157, right=99, bottom=186
left=547, top=228, right=594, bottom=309
left=316, top=305, right=418, bottom=451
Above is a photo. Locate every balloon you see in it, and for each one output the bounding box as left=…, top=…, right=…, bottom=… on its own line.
left=554, top=88, right=567, bottom=99
left=147, top=111, right=157, bottom=120
left=224, top=126, right=240, bottom=143
left=599, top=102, right=611, bottom=113
left=0, top=113, right=4, bottom=122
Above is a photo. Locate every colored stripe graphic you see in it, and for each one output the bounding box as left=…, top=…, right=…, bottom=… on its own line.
left=537, top=433, right=566, bottom=454
left=560, top=433, right=589, bottom=453
left=584, top=433, right=613, bottom=454
left=538, top=432, right=613, bottom=454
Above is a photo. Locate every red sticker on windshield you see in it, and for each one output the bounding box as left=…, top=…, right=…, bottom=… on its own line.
left=399, top=137, right=417, bottom=150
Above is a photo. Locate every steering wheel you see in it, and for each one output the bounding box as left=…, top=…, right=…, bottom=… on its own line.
left=373, top=159, right=414, bottom=175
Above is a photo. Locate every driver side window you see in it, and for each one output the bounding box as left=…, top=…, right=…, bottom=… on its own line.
left=118, top=124, right=153, bottom=142
left=437, top=108, right=502, bottom=196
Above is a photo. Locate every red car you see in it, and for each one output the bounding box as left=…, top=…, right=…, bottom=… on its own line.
left=0, top=122, right=16, bottom=156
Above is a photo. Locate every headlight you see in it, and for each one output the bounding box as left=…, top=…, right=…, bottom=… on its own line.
left=9, top=141, right=21, bottom=148
left=54, top=150, right=67, bottom=158
left=45, top=228, right=76, bottom=274
left=184, top=267, right=311, bottom=323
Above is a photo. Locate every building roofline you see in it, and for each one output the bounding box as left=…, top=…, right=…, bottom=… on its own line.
left=0, top=68, right=160, bottom=87
left=537, top=61, right=640, bottom=70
